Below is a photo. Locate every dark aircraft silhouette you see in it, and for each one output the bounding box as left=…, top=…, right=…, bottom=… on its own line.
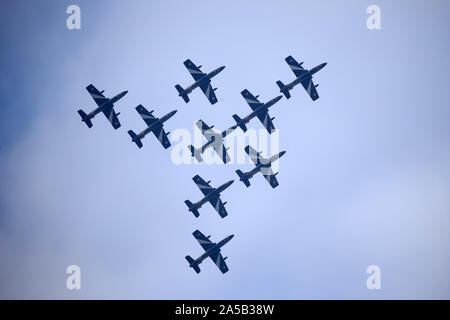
left=236, top=145, right=286, bottom=188
left=232, top=89, right=282, bottom=134
left=276, top=55, right=327, bottom=100
left=184, top=175, right=233, bottom=218
left=185, top=229, right=234, bottom=274
left=77, top=84, right=127, bottom=129
left=175, top=59, right=225, bottom=105
left=188, top=120, right=235, bottom=164
left=127, top=105, right=176, bottom=149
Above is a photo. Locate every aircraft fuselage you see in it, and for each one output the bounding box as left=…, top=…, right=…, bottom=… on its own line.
left=243, top=165, right=263, bottom=179
left=194, top=234, right=234, bottom=264
left=135, top=110, right=177, bottom=140
left=285, top=63, right=327, bottom=90
left=201, top=137, right=217, bottom=152
left=240, top=95, right=283, bottom=124
left=184, top=66, right=225, bottom=94
left=240, top=151, right=286, bottom=180
left=242, top=161, right=272, bottom=180
left=200, top=127, right=235, bottom=152
left=88, top=90, right=128, bottom=118
left=194, top=180, right=234, bottom=208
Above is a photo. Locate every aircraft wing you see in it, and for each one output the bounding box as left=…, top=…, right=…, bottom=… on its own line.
left=196, top=120, right=216, bottom=141
left=245, top=146, right=279, bottom=187
left=241, top=89, right=263, bottom=111
left=285, top=56, right=319, bottom=100
left=245, top=145, right=262, bottom=165
left=300, top=78, right=319, bottom=101
left=86, top=84, right=120, bottom=128
left=256, top=110, right=275, bottom=133
left=86, top=84, right=108, bottom=107
left=199, top=81, right=218, bottom=105
left=184, top=59, right=205, bottom=81
left=136, top=105, right=156, bottom=127
left=193, top=229, right=229, bottom=273
left=193, top=229, right=215, bottom=252
left=285, top=55, right=307, bottom=78
left=259, top=165, right=279, bottom=188
left=209, top=250, right=229, bottom=274
left=135, top=105, right=170, bottom=148
left=241, top=90, right=275, bottom=132
left=151, top=124, right=171, bottom=149
left=196, top=120, right=230, bottom=163
left=208, top=193, right=228, bottom=218
left=101, top=105, right=121, bottom=129
left=193, top=175, right=214, bottom=197
left=212, top=142, right=230, bottom=164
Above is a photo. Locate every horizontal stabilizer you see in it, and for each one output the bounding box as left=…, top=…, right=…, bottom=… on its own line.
left=127, top=130, right=143, bottom=149
left=185, top=255, right=201, bottom=274
left=232, top=114, right=247, bottom=132
left=236, top=170, right=251, bottom=187
left=77, top=109, right=93, bottom=128
left=184, top=200, right=200, bottom=218
left=175, top=84, right=190, bottom=103
left=276, top=81, right=291, bottom=99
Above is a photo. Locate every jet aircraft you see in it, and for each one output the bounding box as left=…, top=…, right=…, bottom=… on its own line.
left=175, top=59, right=225, bottom=105
left=236, top=145, right=286, bottom=188
left=232, top=89, right=282, bottom=134
left=184, top=175, right=233, bottom=218
left=188, top=120, right=236, bottom=164
left=127, top=105, right=176, bottom=149
left=185, top=229, right=234, bottom=274
left=276, top=55, right=327, bottom=101
left=77, top=84, right=127, bottom=129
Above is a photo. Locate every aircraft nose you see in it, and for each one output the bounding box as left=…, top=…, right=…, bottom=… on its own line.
left=279, top=151, right=286, bottom=157
left=219, top=66, right=226, bottom=72
left=228, top=234, right=234, bottom=241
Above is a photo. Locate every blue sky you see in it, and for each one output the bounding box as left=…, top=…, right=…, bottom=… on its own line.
left=0, top=0, right=449, bottom=299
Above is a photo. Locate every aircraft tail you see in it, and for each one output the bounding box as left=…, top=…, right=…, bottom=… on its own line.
left=185, top=255, right=201, bottom=274
left=127, top=130, right=143, bottom=149
left=276, top=81, right=291, bottom=99
left=175, top=84, right=190, bottom=103
left=188, top=145, right=203, bottom=162
left=232, top=114, right=247, bottom=132
left=77, top=109, right=93, bottom=128
left=184, top=200, right=200, bottom=218
left=236, top=170, right=251, bottom=187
